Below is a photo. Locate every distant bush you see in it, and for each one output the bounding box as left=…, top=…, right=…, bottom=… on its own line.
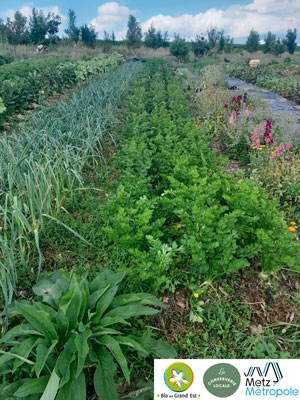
left=170, top=36, right=189, bottom=61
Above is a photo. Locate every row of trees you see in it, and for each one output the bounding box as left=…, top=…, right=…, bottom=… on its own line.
left=0, top=8, right=298, bottom=56
left=0, top=8, right=97, bottom=47
left=0, top=9, right=61, bottom=46
left=246, top=29, right=297, bottom=54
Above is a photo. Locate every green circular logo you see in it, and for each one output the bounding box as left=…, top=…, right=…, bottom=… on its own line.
left=203, top=363, right=240, bottom=398
left=164, top=362, right=194, bottom=392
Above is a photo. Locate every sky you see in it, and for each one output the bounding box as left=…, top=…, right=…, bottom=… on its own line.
left=1, top=0, right=300, bottom=43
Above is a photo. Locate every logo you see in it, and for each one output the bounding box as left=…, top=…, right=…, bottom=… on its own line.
left=245, top=362, right=283, bottom=387
left=203, top=363, right=241, bottom=398
left=164, top=362, right=194, bottom=392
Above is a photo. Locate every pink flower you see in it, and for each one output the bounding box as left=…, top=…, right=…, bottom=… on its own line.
left=228, top=110, right=237, bottom=130
left=244, top=108, right=250, bottom=117
left=250, top=127, right=259, bottom=143
left=286, top=143, right=293, bottom=150
left=224, top=104, right=228, bottom=109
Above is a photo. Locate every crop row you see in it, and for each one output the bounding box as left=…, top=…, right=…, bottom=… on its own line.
left=0, top=61, right=142, bottom=322
left=227, top=63, right=300, bottom=103
left=98, top=60, right=300, bottom=294
left=0, top=53, right=122, bottom=122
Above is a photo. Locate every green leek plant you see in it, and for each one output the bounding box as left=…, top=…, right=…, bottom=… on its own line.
left=0, top=62, right=142, bottom=325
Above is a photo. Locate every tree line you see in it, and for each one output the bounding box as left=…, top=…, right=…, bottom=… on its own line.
left=0, top=8, right=298, bottom=57
left=246, top=29, right=297, bottom=54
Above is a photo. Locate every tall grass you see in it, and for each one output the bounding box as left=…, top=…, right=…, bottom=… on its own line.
left=0, top=61, right=142, bottom=327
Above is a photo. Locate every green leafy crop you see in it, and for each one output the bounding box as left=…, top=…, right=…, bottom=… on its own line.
left=0, top=269, right=176, bottom=399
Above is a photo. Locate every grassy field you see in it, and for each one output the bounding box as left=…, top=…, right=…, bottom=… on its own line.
left=0, top=51, right=300, bottom=399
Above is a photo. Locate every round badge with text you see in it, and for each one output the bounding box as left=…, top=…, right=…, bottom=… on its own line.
left=203, top=363, right=241, bottom=397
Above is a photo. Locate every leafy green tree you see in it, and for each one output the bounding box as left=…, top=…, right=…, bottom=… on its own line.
left=162, top=31, right=169, bottom=47
left=46, top=12, right=61, bottom=43
left=263, top=32, right=285, bottom=55
left=103, top=30, right=112, bottom=52
left=264, top=31, right=276, bottom=53
left=245, top=29, right=260, bottom=52
left=65, top=9, right=79, bottom=42
left=79, top=24, right=97, bottom=47
left=30, top=8, right=48, bottom=43
left=144, top=24, right=165, bottom=49
left=284, top=28, right=297, bottom=54
left=192, top=35, right=210, bottom=56
left=126, top=15, right=142, bottom=47
left=6, top=12, right=29, bottom=49
left=170, top=34, right=189, bottom=61
left=0, top=18, right=7, bottom=44
left=111, top=31, right=116, bottom=42
left=207, top=27, right=219, bottom=48
left=275, top=38, right=285, bottom=55
left=29, top=8, right=61, bottom=44
left=218, top=31, right=233, bottom=53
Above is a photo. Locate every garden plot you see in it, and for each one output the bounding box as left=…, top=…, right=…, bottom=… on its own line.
left=225, top=75, right=300, bottom=128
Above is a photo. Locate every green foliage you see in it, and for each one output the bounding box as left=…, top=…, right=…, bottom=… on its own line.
left=245, top=30, right=260, bottom=53
left=170, top=36, right=189, bottom=61
left=79, top=24, right=97, bottom=47
left=227, top=62, right=300, bottom=103
left=192, top=35, right=210, bottom=57
left=64, top=9, right=79, bottom=43
left=0, top=97, right=6, bottom=114
left=0, top=53, right=121, bottom=121
left=99, top=60, right=300, bottom=293
left=0, top=62, right=141, bottom=326
left=0, top=55, right=12, bottom=66
left=29, top=8, right=61, bottom=44
left=5, top=11, right=30, bottom=47
left=264, top=32, right=285, bottom=55
left=144, top=24, right=168, bottom=49
left=284, top=29, right=297, bottom=54
left=126, top=15, right=142, bottom=47
left=0, top=270, right=176, bottom=399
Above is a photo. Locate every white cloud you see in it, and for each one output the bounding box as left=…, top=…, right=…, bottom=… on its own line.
left=2, top=3, right=66, bottom=23
left=141, top=0, right=300, bottom=41
left=90, top=2, right=132, bottom=39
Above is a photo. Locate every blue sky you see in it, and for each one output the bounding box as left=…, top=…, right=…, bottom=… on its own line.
left=1, top=0, right=300, bottom=42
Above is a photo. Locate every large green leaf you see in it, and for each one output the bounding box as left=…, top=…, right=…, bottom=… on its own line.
left=0, top=324, right=43, bottom=344
left=92, top=286, right=118, bottom=324
left=74, top=328, right=91, bottom=379
left=13, top=376, right=49, bottom=397
left=111, top=293, right=165, bottom=309
left=132, top=336, right=177, bottom=359
left=70, top=372, right=86, bottom=400
left=36, top=340, right=58, bottom=377
left=96, top=335, right=130, bottom=384
left=99, top=316, right=131, bottom=327
left=12, top=336, right=37, bottom=372
left=55, top=336, right=76, bottom=386
left=0, top=350, right=35, bottom=366
left=40, top=369, right=60, bottom=400
left=59, top=278, right=82, bottom=332
left=87, top=286, right=109, bottom=310
left=33, top=276, right=69, bottom=308
left=15, top=302, right=58, bottom=344
left=56, top=309, right=69, bottom=336
left=105, top=303, right=160, bottom=320
left=94, top=346, right=118, bottom=400
left=115, top=336, right=149, bottom=357
left=91, top=327, right=121, bottom=337
left=89, top=270, right=125, bottom=293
